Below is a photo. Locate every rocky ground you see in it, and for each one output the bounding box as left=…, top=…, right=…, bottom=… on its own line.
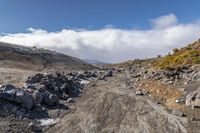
left=46, top=66, right=200, bottom=133
left=1, top=60, right=200, bottom=132
left=0, top=70, right=102, bottom=133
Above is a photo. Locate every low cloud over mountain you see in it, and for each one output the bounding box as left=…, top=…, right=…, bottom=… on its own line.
left=1, top=14, right=200, bottom=63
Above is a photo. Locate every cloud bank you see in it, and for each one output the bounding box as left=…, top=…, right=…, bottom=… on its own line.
left=1, top=14, right=200, bottom=63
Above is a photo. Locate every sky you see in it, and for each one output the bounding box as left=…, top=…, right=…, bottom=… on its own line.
left=0, top=0, right=200, bottom=63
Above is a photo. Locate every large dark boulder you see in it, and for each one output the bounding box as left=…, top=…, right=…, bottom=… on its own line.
left=42, top=92, right=59, bottom=106
left=32, top=90, right=43, bottom=106
left=15, top=89, right=33, bottom=110
left=186, top=87, right=200, bottom=108
left=1, top=84, right=16, bottom=101
left=1, top=84, right=33, bottom=109
left=26, top=73, right=44, bottom=84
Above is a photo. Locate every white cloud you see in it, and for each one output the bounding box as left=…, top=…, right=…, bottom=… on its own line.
left=150, top=14, right=178, bottom=29
left=0, top=14, right=200, bottom=63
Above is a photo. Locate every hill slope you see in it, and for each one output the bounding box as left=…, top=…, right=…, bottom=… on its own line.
left=153, top=39, right=200, bottom=70
left=0, top=41, right=95, bottom=71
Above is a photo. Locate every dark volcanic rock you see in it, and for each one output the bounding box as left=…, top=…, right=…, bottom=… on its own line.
left=29, top=123, right=42, bottom=132
left=1, top=85, right=33, bottom=109
left=1, top=84, right=16, bottom=101
left=26, top=73, right=44, bottom=84
left=42, top=91, right=59, bottom=106
left=32, top=90, right=43, bottom=106
left=106, top=70, right=113, bottom=77
left=15, top=89, right=33, bottom=110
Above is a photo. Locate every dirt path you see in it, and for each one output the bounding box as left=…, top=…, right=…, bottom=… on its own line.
left=46, top=72, right=190, bottom=133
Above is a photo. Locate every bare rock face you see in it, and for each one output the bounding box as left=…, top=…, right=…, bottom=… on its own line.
left=186, top=87, right=200, bottom=108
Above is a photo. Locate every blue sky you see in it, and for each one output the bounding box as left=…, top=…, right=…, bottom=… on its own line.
left=0, top=0, right=200, bottom=62
left=0, top=0, right=200, bottom=33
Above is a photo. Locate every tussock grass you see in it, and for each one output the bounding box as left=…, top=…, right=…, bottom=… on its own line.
left=153, top=39, right=200, bottom=70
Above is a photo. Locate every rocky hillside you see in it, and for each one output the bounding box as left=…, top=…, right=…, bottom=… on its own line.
left=0, top=41, right=95, bottom=71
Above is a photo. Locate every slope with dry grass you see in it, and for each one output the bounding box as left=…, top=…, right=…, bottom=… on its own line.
left=153, top=39, right=200, bottom=70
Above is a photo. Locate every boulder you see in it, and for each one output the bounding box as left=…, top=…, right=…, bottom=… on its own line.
left=106, top=70, right=113, bottom=77
left=67, top=97, right=75, bottom=103
left=60, top=83, right=69, bottom=93
left=186, top=88, right=200, bottom=108
left=99, top=76, right=106, bottom=80
left=23, top=83, right=36, bottom=90
left=135, top=89, right=144, bottom=96
left=175, top=98, right=185, bottom=104
left=172, top=109, right=185, bottom=117
left=91, top=71, right=98, bottom=77
left=32, top=90, right=43, bottom=106
left=1, top=84, right=16, bottom=101
left=191, top=117, right=200, bottom=121
left=15, top=89, right=33, bottom=110
left=29, top=123, right=42, bottom=132
left=42, top=92, right=59, bottom=106
left=1, top=84, right=33, bottom=109
left=64, top=80, right=81, bottom=96
left=26, top=73, right=44, bottom=84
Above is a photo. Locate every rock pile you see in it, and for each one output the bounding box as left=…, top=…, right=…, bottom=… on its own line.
left=0, top=71, right=98, bottom=110
left=131, top=66, right=200, bottom=86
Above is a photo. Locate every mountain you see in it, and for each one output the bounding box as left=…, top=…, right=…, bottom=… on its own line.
left=83, top=59, right=108, bottom=64
left=0, top=41, right=95, bottom=71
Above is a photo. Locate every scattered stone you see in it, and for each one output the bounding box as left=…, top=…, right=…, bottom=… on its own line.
left=156, top=101, right=161, bottom=104
left=135, top=90, right=143, bottom=96
left=67, top=97, right=75, bottom=103
left=106, top=70, right=113, bottom=77
left=191, top=117, right=200, bottom=121
left=29, top=123, right=42, bottom=132
left=99, top=76, right=106, bottom=80
left=175, top=98, right=185, bottom=104
left=172, top=109, right=185, bottom=117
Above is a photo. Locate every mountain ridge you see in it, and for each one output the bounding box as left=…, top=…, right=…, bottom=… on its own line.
left=0, top=41, right=96, bottom=71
